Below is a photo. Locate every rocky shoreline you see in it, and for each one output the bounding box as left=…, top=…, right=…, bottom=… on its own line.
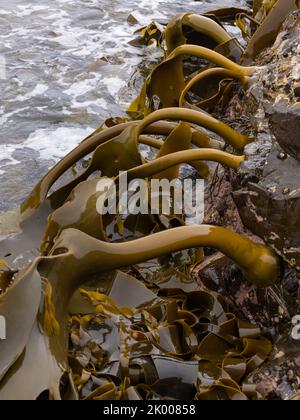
left=196, top=10, right=300, bottom=400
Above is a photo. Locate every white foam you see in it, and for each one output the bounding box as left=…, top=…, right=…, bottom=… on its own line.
left=0, top=144, right=21, bottom=173
left=0, top=106, right=29, bottom=125
left=63, top=79, right=98, bottom=97
left=15, top=84, right=49, bottom=102
left=71, top=98, right=108, bottom=110
left=102, top=76, right=126, bottom=97
left=16, top=4, right=49, bottom=17
left=23, top=126, right=94, bottom=162
left=0, top=126, right=94, bottom=174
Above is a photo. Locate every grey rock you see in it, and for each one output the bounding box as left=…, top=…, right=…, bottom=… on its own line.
left=268, top=105, right=300, bottom=162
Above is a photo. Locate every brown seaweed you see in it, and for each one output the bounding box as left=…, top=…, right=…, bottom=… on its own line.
left=21, top=121, right=220, bottom=218
left=164, top=13, right=233, bottom=55
left=0, top=223, right=277, bottom=399
left=40, top=149, right=244, bottom=253
left=129, top=44, right=255, bottom=114
left=179, top=67, right=250, bottom=108
left=0, top=2, right=287, bottom=401
left=243, top=0, right=300, bottom=64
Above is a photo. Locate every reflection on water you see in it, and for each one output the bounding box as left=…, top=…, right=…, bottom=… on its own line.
left=0, top=0, right=247, bottom=212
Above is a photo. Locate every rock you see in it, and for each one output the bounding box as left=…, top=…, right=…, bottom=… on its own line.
left=233, top=145, right=300, bottom=269
left=194, top=252, right=235, bottom=292
left=196, top=16, right=300, bottom=397
left=127, top=13, right=139, bottom=26
left=193, top=252, right=298, bottom=339
left=204, top=167, right=246, bottom=233
left=88, top=58, right=108, bottom=72
left=227, top=11, right=300, bottom=270
left=268, top=104, right=300, bottom=162
left=194, top=252, right=300, bottom=401
left=246, top=352, right=300, bottom=400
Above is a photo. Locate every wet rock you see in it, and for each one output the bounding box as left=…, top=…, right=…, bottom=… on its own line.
left=268, top=104, right=300, bottom=162
left=246, top=352, right=300, bottom=400
left=204, top=167, right=246, bottom=233
left=88, top=58, right=108, bottom=72
left=233, top=145, right=300, bottom=270
left=127, top=14, right=139, bottom=26
left=193, top=252, right=231, bottom=292
left=193, top=252, right=297, bottom=339
left=228, top=11, right=300, bottom=270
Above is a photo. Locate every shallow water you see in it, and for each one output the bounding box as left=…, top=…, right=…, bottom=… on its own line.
left=0, top=0, right=247, bottom=213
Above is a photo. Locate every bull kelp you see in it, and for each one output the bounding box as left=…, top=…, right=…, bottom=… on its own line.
left=1, top=0, right=299, bottom=401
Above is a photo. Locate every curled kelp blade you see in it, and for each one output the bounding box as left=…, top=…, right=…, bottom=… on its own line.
left=129, top=21, right=165, bottom=48
left=133, top=250, right=203, bottom=293
left=0, top=265, right=41, bottom=381
left=67, top=273, right=271, bottom=400
left=0, top=253, right=83, bottom=400
left=0, top=223, right=275, bottom=399
left=107, top=271, right=157, bottom=308
left=243, top=0, right=300, bottom=64
left=0, top=260, right=72, bottom=400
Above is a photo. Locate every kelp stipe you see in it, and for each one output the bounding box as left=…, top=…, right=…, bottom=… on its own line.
left=126, top=149, right=244, bottom=180
left=47, top=226, right=279, bottom=288
left=139, top=108, right=251, bottom=150
left=20, top=121, right=218, bottom=218
left=166, top=45, right=255, bottom=76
